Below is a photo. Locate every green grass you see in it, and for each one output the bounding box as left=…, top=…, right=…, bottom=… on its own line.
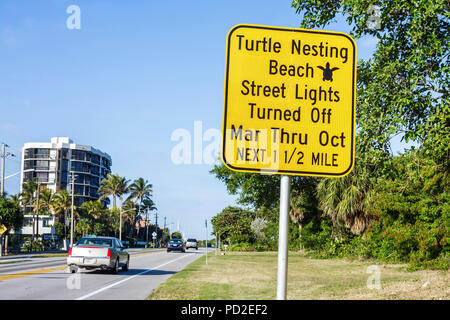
left=148, top=251, right=449, bottom=300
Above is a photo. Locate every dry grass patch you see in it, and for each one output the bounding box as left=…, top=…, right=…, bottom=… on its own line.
left=148, top=252, right=449, bottom=300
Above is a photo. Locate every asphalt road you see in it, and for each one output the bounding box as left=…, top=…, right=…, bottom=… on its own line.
left=0, top=248, right=205, bottom=300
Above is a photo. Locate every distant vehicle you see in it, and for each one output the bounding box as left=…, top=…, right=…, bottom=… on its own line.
left=67, top=236, right=130, bottom=274
left=167, top=239, right=185, bottom=253
left=186, top=238, right=198, bottom=250
left=121, top=241, right=130, bottom=248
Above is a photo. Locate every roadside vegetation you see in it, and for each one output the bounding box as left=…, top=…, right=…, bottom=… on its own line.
left=210, top=0, right=449, bottom=272
left=0, top=175, right=162, bottom=254
left=149, top=252, right=449, bottom=300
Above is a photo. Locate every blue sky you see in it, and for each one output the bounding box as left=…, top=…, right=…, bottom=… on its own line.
left=0, top=1, right=389, bottom=239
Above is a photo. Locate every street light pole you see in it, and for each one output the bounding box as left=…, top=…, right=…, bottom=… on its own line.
left=0, top=143, right=6, bottom=197
left=205, top=219, right=208, bottom=265
left=145, top=209, right=149, bottom=247
left=0, top=143, right=15, bottom=197
left=70, top=172, right=75, bottom=248
left=163, top=217, right=166, bottom=247
left=154, top=209, right=158, bottom=247
left=36, top=181, right=40, bottom=242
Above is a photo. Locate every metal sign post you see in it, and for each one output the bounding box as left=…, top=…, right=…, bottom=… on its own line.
left=152, top=231, right=157, bottom=247
left=205, top=219, right=208, bottom=265
left=221, top=24, right=356, bottom=300
left=276, top=175, right=290, bottom=300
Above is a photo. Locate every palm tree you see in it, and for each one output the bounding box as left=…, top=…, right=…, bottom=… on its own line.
left=19, top=179, right=38, bottom=239
left=80, top=200, right=104, bottom=220
left=36, top=189, right=53, bottom=213
left=316, top=164, right=374, bottom=235
left=127, top=178, right=153, bottom=238
left=53, top=190, right=71, bottom=239
left=105, top=207, right=120, bottom=237
left=121, top=199, right=137, bottom=239
left=141, top=196, right=157, bottom=243
left=98, top=173, right=129, bottom=209
left=35, top=188, right=54, bottom=238
left=76, top=218, right=92, bottom=237
left=98, top=174, right=129, bottom=240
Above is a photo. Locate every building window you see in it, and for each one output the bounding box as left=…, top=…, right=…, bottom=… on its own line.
left=91, top=154, right=100, bottom=164
left=23, top=218, right=33, bottom=227
left=71, top=150, right=86, bottom=161
left=74, top=185, right=84, bottom=195
left=36, top=172, right=48, bottom=182
left=71, top=161, right=89, bottom=173
left=24, top=148, right=50, bottom=159
left=24, top=171, right=35, bottom=181
left=36, top=160, right=49, bottom=170
left=90, top=166, right=99, bottom=176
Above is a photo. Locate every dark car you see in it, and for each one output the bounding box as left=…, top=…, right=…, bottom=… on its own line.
left=167, top=239, right=185, bottom=253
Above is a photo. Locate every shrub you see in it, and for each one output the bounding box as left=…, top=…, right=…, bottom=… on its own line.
left=22, top=239, right=44, bottom=252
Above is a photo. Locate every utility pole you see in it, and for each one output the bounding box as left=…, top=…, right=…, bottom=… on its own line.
left=119, top=206, right=122, bottom=241
left=154, top=210, right=158, bottom=247
left=163, top=216, right=166, bottom=247
left=1, top=143, right=15, bottom=197
left=70, top=172, right=75, bottom=248
left=0, top=143, right=5, bottom=197
left=145, top=209, right=149, bottom=247
left=205, top=220, right=208, bottom=264
left=35, top=181, right=40, bottom=242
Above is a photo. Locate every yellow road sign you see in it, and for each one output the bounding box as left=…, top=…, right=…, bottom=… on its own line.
left=0, top=224, right=6, bottom=235
left=222, top=24, right=356, bottom=177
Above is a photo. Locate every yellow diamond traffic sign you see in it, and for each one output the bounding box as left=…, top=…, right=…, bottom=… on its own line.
left=221, top=24, right=356, bottom=177
left=0, top=224, right=6, bottom=235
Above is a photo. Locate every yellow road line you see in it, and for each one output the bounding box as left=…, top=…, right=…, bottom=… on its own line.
left=0, top=266, right=68, bottom=282
left=130, top=250, right=164, bottom=258
left=0, top=250, right=163, bottom=282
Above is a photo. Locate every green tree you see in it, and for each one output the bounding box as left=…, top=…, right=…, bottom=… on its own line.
left=76, top=218, right=92, bottom=238
left=121, top=199, right=137, bottom=240
left=211, top=206, right=256, bottom=245
left=211, top=165, right=319, bottom=233
left=141, top=196, right=157, bottom=242
left=127, top=178, right=153, bottom=238
left=33, top=187, right=54, bottom=238
left=0, top=196, right=23, bottom=254
left=19, top=179, right=38, bottom=238
left=316, top=151, right=378, bottom=235
left=105, top=208, right=120, bottom=238
left=53, top=190, right=71, bottom=239
left=98, top=173, right=129, bottom=209
left=292, top=0, right=449, bottom=165
left=80, top=200, right=104, bottom=221
left=171, top=231, right=182, bottom=239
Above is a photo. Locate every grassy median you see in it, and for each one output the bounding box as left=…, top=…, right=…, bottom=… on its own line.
left=148, top=251, right=449, bottom=300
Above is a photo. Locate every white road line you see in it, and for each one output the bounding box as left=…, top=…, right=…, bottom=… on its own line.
left=75, top=253, right=194, bottom=300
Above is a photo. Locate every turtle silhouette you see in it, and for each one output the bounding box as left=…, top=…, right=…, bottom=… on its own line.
left=317, top=62, right=339, bottom=81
